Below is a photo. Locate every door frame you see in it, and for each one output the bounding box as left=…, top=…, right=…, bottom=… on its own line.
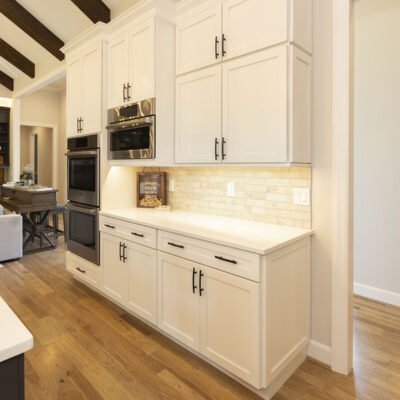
left=331, top=0, right=353, bottom=375
left=20, top=121, right=58, bottom=190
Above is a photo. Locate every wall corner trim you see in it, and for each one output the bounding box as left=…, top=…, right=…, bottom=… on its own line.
left=308, top=340, right=332, bottom=366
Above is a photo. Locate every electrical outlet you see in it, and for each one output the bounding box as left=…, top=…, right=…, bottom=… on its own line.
left=169, top=179, right=175, bottom=192
left=293, top=188, right=310, bottom=205
left=227, top=182, right=235, bottom=197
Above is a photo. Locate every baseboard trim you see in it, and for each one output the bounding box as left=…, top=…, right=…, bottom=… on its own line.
left=354, top=282, right=400, bottom=308
left=307, top=340, right=331, bottom=366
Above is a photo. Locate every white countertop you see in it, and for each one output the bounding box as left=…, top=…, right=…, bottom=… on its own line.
left=0, top=297, right=33, bottom=363
left=100, top=208, right=313, bottom=255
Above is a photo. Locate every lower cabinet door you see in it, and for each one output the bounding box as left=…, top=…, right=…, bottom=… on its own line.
left=157, top=252, right=201, bottom=351
left=101, top=233, right=127, bottom=304
left=126, top=242, right=157, bottom=324
left=199, top=266, right=261, bottom=388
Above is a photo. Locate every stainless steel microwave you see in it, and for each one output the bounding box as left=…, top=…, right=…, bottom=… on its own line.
left=106, top=98, right=155, bottom=160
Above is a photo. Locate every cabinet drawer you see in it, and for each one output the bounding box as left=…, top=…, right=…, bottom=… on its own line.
left=158, top=230, right=260, bottom=282
left=100, top=215, right=157, bottom=249
left=66, top=251, right=101, bottom=288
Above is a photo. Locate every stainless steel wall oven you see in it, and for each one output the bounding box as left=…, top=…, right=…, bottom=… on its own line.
left=66, top=134, right=100, bottom=265
left=107, top=98, right=155, bottom=160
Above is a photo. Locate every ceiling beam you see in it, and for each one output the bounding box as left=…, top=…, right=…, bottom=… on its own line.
left=70, top=0, right=110, bottom=23
left=0, top=0, right=65, bottom=60
left=0, top=39, right=35, bottom=78
left=0, top=70, right=13, bottom=91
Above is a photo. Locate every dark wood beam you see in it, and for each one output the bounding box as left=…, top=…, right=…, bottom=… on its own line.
left=0, top=39, right=34, bottom=78
left=0, top=70, right=13, bottom=91
left=0, top=0, right=65, bottom=60
left=70, top=0, right=110, bottom=23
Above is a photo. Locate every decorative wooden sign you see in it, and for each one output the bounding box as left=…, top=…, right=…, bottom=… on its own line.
left=137, top=172, right=166, bottom=208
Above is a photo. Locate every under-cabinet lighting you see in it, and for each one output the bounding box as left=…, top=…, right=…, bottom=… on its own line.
left=0, top=97, right=12, bottom=107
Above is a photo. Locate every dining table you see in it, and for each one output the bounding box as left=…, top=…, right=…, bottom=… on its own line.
left=0, top=185, right=58, bottom=254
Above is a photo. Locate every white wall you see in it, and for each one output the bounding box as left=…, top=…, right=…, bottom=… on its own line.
left=354, top=0, right=400, bottom=305
left=310, top=0, right=334, bottom=359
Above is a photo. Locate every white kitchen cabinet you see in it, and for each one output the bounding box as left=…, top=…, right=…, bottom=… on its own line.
left=108, top=35, right=129, bottom=109
left=175, top=65, right=222, bottom=164
left=222, top=46, right=288, bottom=163
left=66, top=57, right=82, bottom=138
left=66, top=41, right=103, bottom=137
left=157, top=251, right=201, bottom=351
left=222, top=0, right=287, bottom=62
left=101, top=232, right=127, bottom=304
left=108, top=19, right=155, bottom=109
left=200, top=265, right=261, bottom=388
left=176, top=5, right=222, bottom=76
left=126, top=242, right=157, bottom=325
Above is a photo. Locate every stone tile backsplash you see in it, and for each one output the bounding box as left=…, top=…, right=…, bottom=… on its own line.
left=158, top=167, right=311, bottom=229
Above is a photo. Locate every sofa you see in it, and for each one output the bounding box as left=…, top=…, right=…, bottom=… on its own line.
left=0, top=205, right=23, bottom=263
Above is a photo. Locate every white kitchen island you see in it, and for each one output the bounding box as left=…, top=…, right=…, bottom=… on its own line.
left=0, top=297, right=33, bottom=400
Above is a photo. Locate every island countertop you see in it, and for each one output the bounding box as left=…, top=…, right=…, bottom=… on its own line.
left=100, top=208, right=313, bottom=255
left=0, top=297, right=33, bottom=363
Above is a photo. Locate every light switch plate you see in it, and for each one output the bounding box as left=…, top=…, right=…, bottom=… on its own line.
left=169, top=179, right=175, bottom=192
left=293, top=188, right=310, bottom=205
left=227, top=182, right=235, bottom=197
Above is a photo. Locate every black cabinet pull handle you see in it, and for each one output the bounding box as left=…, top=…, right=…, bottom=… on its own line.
left=222, top=137, right=226, bottom=160
left=77, top=118, right=79, bottom=133
left=76, top=267, right=86, bottom=274
left=215, top=36, right=219, bottom=59
left=199, top=270, right=204, bottom=296
left=215, top=137, right=219, bottom=160
left=123, top=244, right=127, bottom=263
left=131, top=232, right=144, bottom=238
left=127, top=83, right=131, bottom=101
left=119, top=242, right=123, bottom=261
left=105, top=224, right=115, bottom=229
left=168, top=242, right=184, bottom=249
left=79, top=118, right=83, bottom=132
left=192, top=267, right=197, bottom=294
left=123, top=83, right=127, bottom=102
left=215, top=255, right=237, bottom=264
left=222, top=34, right=226, bottom=57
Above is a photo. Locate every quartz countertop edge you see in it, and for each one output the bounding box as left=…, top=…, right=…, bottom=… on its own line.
left=0, top=297, right=33, bottom=363
left=100, top=209, right=313, bottom=255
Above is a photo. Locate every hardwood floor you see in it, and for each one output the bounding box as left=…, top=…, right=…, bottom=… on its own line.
left=1, top=245, right=400, bottom=399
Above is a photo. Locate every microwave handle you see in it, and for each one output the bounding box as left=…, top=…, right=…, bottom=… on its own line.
left=106, top=119, right=153, bottom=131
left=65, top=150, right=98, bottom=157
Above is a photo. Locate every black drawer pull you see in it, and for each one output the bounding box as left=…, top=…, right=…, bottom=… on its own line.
left=192, top=267, right=197, bottom=294
left=215, top=255, right=237, bottom=264
left=105, top=224, right=115, bottom=229
left=199, top=270, right=204, bottom=296
left=132, top=232, right=144, bottom=238
left=168, top=242, right=184, bottom=249
left=76, top=267, right=86, bottom=274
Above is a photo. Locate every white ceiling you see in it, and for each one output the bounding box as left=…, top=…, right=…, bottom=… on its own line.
left=0, top=0, right=146, bottom=90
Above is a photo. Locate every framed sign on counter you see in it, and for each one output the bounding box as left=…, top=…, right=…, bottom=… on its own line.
left=137, top=172, right=166, bottom=208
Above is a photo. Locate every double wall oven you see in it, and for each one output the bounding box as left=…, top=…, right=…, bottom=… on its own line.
left=66, top=135, right=100, bottom=265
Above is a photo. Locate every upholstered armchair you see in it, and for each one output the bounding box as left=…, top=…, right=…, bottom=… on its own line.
left=0, top=205, right=23, bottom=262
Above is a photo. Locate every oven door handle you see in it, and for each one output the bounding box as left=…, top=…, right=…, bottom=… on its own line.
left=106, top=118, right=153, bottom=131
left=65, top=150, right=98, bottom=157
left=67, top=204, right=98, bottom=215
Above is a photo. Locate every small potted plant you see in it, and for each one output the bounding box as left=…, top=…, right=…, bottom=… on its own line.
left=20, top=164, right=34, bottom=186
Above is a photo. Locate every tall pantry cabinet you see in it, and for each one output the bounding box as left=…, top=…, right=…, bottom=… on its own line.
left=175, top=0, right=313, bottom=164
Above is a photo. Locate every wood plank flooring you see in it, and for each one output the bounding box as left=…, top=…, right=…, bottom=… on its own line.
left=1, top=244, right=400, bottom=399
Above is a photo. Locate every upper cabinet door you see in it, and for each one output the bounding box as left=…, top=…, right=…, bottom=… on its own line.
left=82, top=44, right=102, bottom=135
left=108, top=34, right=129, bottom=109
left=128, top=20, right=155, bottom=102
left=175, top=65, right=222, bottom=164
left=222, top=45, right=288, bottom=163
left=200, top=266, right=261, bottom=388
left=66, top=57, right=82, bottom=137
left=126, top=242, right=157, bottom=325
left=176, top=5, right=222, bottom=75
left=222, top=0, right=288, bottom=61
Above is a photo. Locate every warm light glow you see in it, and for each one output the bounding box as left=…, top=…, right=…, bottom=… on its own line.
left=0, top=97, right=12, bottom=107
